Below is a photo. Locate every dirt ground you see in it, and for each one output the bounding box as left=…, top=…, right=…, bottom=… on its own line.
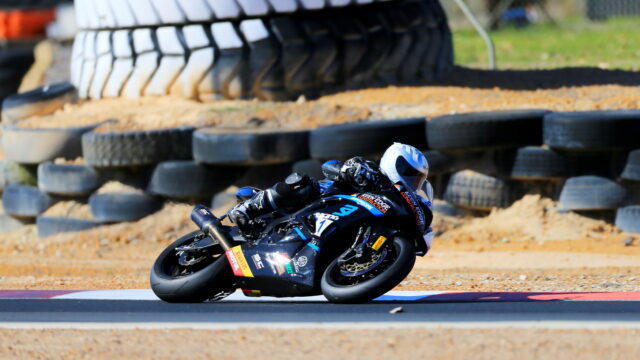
left=1, top=328, right=639, bottom=360
left=15, top=67, right=640, bottom=131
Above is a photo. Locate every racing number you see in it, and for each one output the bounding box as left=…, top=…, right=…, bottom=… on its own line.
left=333, top=204, right=358, bottom=217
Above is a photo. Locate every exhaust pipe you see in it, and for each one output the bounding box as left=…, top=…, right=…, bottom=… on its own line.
left=191, top=205, right=234, bottom=251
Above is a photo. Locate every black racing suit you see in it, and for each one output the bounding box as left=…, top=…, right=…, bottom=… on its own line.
left=228, top=157, right=434, bottom=254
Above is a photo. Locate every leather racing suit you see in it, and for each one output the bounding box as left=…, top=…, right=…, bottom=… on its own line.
left=228, top=157, right=435, bottom=254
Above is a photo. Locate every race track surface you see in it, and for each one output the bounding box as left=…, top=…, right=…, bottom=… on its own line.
left=1, top=291, right=639, bottom=329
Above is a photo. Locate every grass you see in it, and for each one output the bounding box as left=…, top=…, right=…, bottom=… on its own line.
left=453, top=17, right=640, bottom=70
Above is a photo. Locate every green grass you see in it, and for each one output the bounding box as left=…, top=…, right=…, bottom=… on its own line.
left=453, top=17, right=640, bottom=70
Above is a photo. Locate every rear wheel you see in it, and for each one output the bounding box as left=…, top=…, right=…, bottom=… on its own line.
left=150, top=230, right=236, bottom=303
left=321, top=235, right=415, bottom=303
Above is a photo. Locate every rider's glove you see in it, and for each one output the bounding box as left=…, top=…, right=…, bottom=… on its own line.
left=228, top=205, right=249, bottom=228
left=228, top=204, right=263, bottom=241
left=339, top=157, right=380, bottom=189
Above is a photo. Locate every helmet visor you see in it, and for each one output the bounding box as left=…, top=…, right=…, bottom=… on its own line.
left=395, top=157, right=427, bottom=192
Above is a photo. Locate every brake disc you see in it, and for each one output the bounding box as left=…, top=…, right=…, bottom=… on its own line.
left=340, top=248, right=388, bottom=277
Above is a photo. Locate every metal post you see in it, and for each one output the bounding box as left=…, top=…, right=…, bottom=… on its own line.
left=453, top=0, right=497, bottom=70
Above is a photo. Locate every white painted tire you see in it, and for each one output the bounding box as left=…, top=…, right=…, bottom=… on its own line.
left=70, top=0, right=454, bottom=101
left=75, top=0, right=409, bottom=29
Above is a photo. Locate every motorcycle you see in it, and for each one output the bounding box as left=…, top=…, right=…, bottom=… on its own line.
left=150, top=181, right=430, bottom=304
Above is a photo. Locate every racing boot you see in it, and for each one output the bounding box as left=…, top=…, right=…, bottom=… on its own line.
left=227, top=189, right=275, bottom=238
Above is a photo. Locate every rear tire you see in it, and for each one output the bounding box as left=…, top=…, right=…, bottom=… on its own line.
left=321, top=235, right=415, bottom=303
left=150, top=230, right=236, bottom=303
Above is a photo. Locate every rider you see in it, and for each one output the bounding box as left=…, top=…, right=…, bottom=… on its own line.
left=227, top=143, right=435, bottom=255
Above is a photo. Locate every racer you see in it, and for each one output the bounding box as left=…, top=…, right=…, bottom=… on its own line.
left=227, top=142, right=435, bottom=254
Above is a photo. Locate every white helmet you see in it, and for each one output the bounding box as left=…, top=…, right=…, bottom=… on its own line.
left=379, top=143, right=429, bottom=192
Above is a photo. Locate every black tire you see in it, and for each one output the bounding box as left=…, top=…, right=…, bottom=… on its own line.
left=321, top=235, right=415, bottom=303
left=37, top=162, right=101, bottom=196
left=310, top=117, right=427, bottom=160
left=543, top=110, right=640, bottom=151
left=561, top=150, right=626, bottom=178
left=430, top=0, right=454, bottom=77
left=432, top=200, right=465, bottom=218
left=292, top=159, right=324, bottom=179
left=424, top=150, right=455, bottom=175
left=82, top=127, right=195, bottom=167
left=0, top=214, right=29, bottom=234
left=426, top=109, right=550, bottom=151
left=148, top=161, right=244, bottom=200
left=36, top=216, right=104, bottom=238
left=496, top=146, right=568, bottom=180
left=3, top=123, right=103, bottom=164
left=150, top=230, right=235, bottom=303
left=443, top=170, right=523, bottom=210
left=2, top=184, right=54, bottom=218
left=559, top=176, right=626, bottom=211
left=2, top=82, right=77, bottom=123
left=71, top=0, right=451, bottom=101
left=397, top=1, right=433, bottom=83
left=235, top=162, right=295, bottom=189
left=193, top=127, right=309, bottom=165
left=621, top=149, right=640, bottom=181
left=615, top=206, right=640, bottom=234
left=89, top=193, right=164, bottom=222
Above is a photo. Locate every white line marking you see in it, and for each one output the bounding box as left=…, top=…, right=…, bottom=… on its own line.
left=2, top=321, right=640, bottom=330
left=52, top=290, right=449, bottom=301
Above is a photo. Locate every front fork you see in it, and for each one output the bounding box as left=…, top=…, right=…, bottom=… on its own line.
left=339, top=225, right=392, bottom=265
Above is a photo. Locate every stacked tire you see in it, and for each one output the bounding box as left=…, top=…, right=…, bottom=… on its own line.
left=616, top=149, right=640, bottom=234
left=70, top=0, right=454, bottom=101
left=417, top=109, right=640, bottom=235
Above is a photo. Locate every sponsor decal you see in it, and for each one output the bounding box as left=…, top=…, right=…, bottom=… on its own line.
left=225, top=249, right=241, bottom=276
left=251, top=254, right=264, bottom=270
left=284, top=263, right=294, bottom=274
left=332, top=204, right=358, bottom=217
left=314, top=216, right=334, bottom=237
left=198, top=208, right=210, bottom=216
left=400, top=191, right=425, bottom=226
left=225, top=246, right=254, bottom=277
left=295, top=255, right=308, bottom=268
left=371, top=236, right=387, bottom=251
left=315, top=212, right=339, bottom=221
left=357, top=194, right=391, bottom=213
left=266, top=252, right=292, bottom=276
left=331, top=195, right=384, bottom=217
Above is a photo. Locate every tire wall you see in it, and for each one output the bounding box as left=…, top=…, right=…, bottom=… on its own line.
left=70, top=0, right=455, bottom=101
left=4, top=1, right=640, bottom=236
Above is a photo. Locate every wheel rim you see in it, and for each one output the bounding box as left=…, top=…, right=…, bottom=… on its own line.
left=329, top=240, right=400, bottom=287
left=161, top=232, right=224, bottom=278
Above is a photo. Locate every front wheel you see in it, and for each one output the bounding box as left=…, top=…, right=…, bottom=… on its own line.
left=321, top=236, right=416, bottom=303
left=150, top=230, right=236, bottom=303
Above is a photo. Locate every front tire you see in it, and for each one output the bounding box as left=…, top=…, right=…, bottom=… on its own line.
left=321, top=236, right=416, bottom=304
left=150, top=230, right=235, bottom=303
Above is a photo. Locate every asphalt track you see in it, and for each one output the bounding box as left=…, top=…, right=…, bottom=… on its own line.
left=1, top=291, right=639, bottom=329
